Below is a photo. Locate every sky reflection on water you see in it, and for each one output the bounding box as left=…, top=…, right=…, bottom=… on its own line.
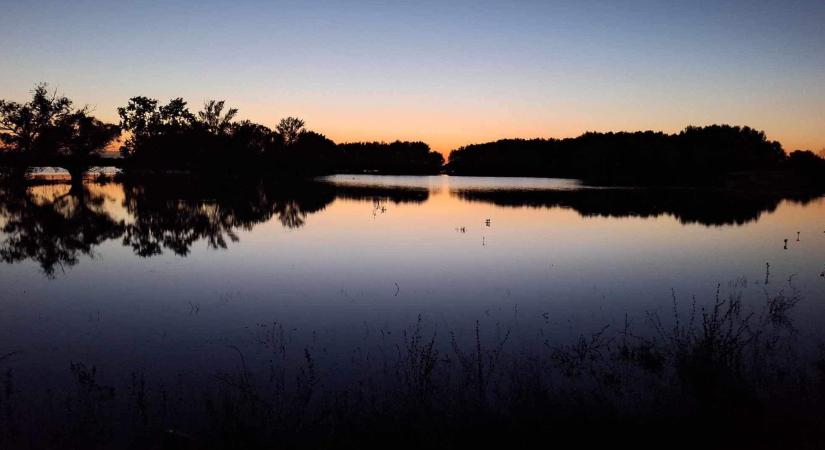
left=1, top=175, right=823, bottom=384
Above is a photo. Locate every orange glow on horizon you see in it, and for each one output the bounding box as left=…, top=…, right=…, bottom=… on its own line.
left=89, top=102, right=825, bottom=158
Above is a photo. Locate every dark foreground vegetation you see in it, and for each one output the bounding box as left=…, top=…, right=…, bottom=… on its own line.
left=3, top=83, right=825, bottom=189
left=0, top=281, right=823, bottom=449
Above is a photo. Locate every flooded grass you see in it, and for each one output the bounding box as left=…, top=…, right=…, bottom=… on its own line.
left=1, top=282, right=823, bottom=449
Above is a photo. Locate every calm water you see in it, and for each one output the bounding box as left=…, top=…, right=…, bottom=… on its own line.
left=1, top=175, right=824, bottom=387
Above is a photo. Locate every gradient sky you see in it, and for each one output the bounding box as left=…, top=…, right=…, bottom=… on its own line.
left=1, top=0, right=824, bottom=154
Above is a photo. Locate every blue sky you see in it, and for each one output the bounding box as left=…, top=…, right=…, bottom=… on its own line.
left=1, top=0, right=823, bottom=152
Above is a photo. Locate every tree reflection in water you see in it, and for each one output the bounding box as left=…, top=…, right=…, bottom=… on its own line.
left=120, top=178, right=339, bottom=256
left=0, top=183, right=125, bottom=277
left=0, top=176, right=435, bottom=276
left=452, top=187, right=823, bottom=227
left=2, top=175, right=819, bottom=278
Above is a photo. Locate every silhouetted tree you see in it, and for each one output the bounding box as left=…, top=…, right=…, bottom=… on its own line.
left=276, top=117, right=305, bottom=147
left=46, top=112, right=120, bottom=190
left=118, top=96, right=197, bottom=168
left=785, top=150, right=825, bottom=188
left=198, top=100, right=238, bottom=136
left=191, top=99, right=245, bottom=172
left=678, top=125, right=785, bottom=171
left=287, top=130, right=337, bottom=173
left=117, top=96, right=161, bottom=153
left=227, top=120, right=281, bottom=168
left=0, top=84, right=118, bottom=184
left=0, top=84, right=73, bottom=155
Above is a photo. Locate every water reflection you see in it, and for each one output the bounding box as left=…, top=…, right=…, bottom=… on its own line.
left=453, top=187, right=823, bottom=226
left=2, top=175, right=825, bottom=449
left=0, top=183, right=124, bottom=277
left=333, top=183, right=429, bottom=204
left=1, top=175, right=822, bottom=277
left=121, top=179, right=336, bottom=256
left=0, top=177, right=433, bottom=274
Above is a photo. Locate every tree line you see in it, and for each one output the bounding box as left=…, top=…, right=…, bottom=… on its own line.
left=2, top=83, right=824, bottom=187
left=0, top=84, right=443, bottom=185
left=446, top=128, right=825, bottom=186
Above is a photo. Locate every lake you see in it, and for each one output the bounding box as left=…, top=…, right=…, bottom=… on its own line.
left=1, top=174, right=824, bottom=405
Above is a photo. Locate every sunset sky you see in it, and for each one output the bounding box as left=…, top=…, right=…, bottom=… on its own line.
left=1, top=0, right=823, bottom=155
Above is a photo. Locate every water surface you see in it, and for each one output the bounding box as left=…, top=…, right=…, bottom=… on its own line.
left=1, top=175, right=823, bottom=386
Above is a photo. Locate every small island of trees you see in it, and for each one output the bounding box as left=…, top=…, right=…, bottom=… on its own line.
left=2, top=83, right=824, bottom=189
left=446, top=128, right=825, bottom=188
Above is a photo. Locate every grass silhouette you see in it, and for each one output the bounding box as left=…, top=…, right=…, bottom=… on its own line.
left=0, top=280, right=823, bottom=449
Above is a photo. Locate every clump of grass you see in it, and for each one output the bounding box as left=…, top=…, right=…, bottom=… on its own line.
left=63, top=363, right=117, bottom=447
left=449, top=320, right=511, bottom=407
left=396, top=315, right=439, bottom=407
